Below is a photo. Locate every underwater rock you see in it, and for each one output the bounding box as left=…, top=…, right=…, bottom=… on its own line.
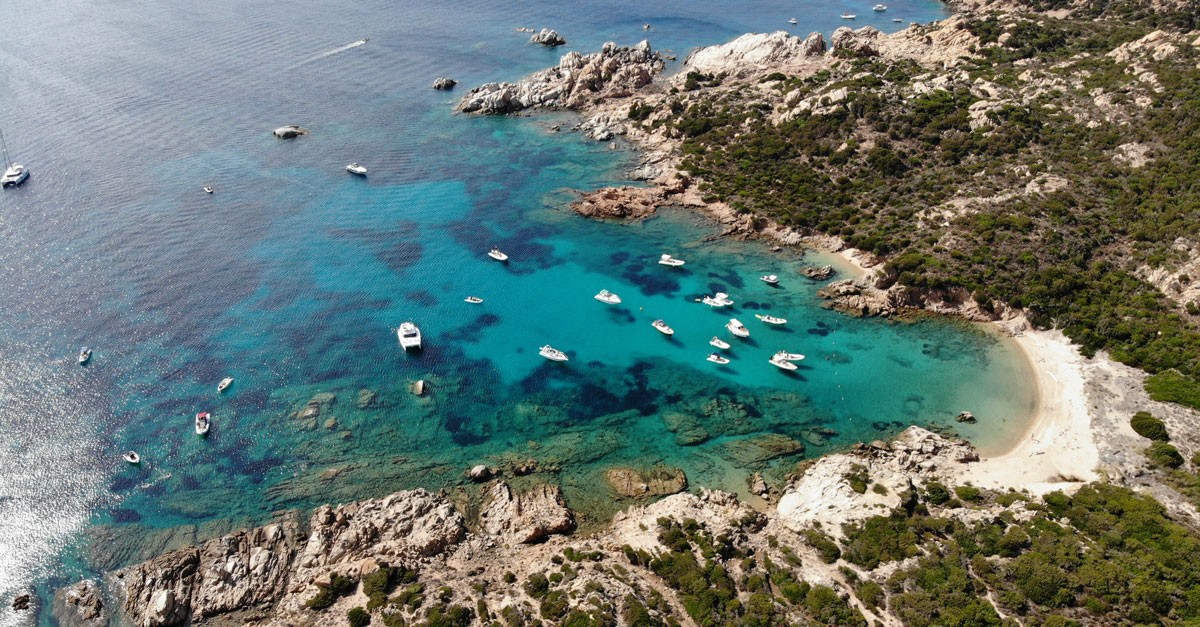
left=323, top=417, right=338, bottom=430
left=720, top=434, right=806, bottom=467
left=272, top=125, right=307, bottom=139
left=480, top=483, right=576, bottom=544
left=661, top=412, right=711, bottom=446
left=52, top=580, right=106, bottom=627
left=432, top=76, right=457, bottom=90
left=801, top=427, right=838, bottom=447
left=604, top=466, right=687, bottom=498
left=355, top=388, right=377, bottom=409
left=955, top=411, right=977, bottom=423
left=469, top=464, right=494, bottom=481
left=297, top=392, right=336, bottom=420
left=11, top=594, right=29, bottom=611
left=511, top=459, right=538, bottom=475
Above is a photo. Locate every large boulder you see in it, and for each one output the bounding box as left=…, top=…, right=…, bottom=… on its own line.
left=51, top=580, right=107, bottom=627
left=683, top=31, right=826, bottom=78
left=530, top=28, right=566, bottom=46
left=272, top=125, right=307, bottom=139
left=604, top=466, right=688, bottom=497
left=480, top=483, right=576, bottom=544
left=831, top=26, right=882, bottom=57
left=432, top=77, right=457, bottom=90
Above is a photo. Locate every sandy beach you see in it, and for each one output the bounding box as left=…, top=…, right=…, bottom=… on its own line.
left=962, top=326, right=1101, bottom=495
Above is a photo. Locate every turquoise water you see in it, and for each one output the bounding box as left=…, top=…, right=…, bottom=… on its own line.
left=0, top=0, right=1038, bottom=623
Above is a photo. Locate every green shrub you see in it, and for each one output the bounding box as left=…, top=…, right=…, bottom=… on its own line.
left=539, top=590, right=570, bottom=621
left=846, top=464, right=870, bottom=494
left=422, top=604, right=473, bottom=627
left=1193, top=451, right=1200, bottom=468
left=924, top=481, right=950, bottom=505
left=857, top=580, right=885, bottom=607
left=1130, top=411, right=1170, bottom=441
left=954, top=485, right=984, bottom=503
left=804, top=529, right=842, bottom=564
left=523, top=573, right=550, bottom=599
left=306, top=573, right=356, bottom=610
left=348, top=606, right=371, bottom=627
left=1146, top=371, right=1200, bottom=411
left=1145, top=442, right=1185, bottom=468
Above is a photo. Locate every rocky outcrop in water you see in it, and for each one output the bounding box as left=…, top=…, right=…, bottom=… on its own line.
left=456, top=41, right=664, bottom=114
left=529, top=28, right=565, bottom=46
left=604, top=466, right=688, bottom=497
left=272, top=125, right=307, bottom=139
left=571, top=185, right=662, bottom=219
left=52, top=581, right=106, bottom=627
left=432, top=76, right=457, bottom=90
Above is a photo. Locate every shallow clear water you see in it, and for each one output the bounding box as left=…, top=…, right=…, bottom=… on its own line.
left=0, top=0, right=1037, bottom=623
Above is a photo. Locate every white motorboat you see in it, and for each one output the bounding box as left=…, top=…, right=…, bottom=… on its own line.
left=709, top=336, right=731, bottom=350
left=874, top=4, right=888, bottom=11
left=755, top=314, right=788, bottom=325
left=787, top=18, right=798, bottom=24
left=195, top=412, right=211, bottom=436
left=726, top=318, right=750, bottom=338
left=760, top=275, right=779, bottom=285
left=203, top=186, right=214, bottom=194
left=651, top=319, right=674, bottom=336
left=776, top=351, right=806, bottom=361
left=465, top=296, right=484, bottom=304
left=217, top=377, right=234, bottom=393
left=1, top=129, right=29, bottom=189
left=123, top=451, right=141, bottom=465
left=594, top=289, right=622, bottom=305
left=701, top=292, right=734, bottom=307
left=78, top=346, right=92, bottom=365
left=892, top=18, right=903, bottom=22
left=841, top=13, right=857, bottom=19
left=488, top=248, right=509, bottom=262
left=707, top=353, right=731, bottom=365
left=346, top=162, right=368, bottom=176
left=769, top=354, right=799, bottom=371
left=539, top=345, right=569, bottom=362
left=658, top=254, right=685, bottom=267
left=397, top=321, right=422, bottom=350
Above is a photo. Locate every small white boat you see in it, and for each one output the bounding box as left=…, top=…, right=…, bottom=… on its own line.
left=760, top=275, right=779, bottom=285
left=787, top=18, right=798, bottom=24
left=123, top=451, right=141, bottom=465
left=78, top=346, right=92, bottom=365
left=874, top=4, right=888, bottom=11
left=776, top=351, right=806, bottom=361
left=1, top=129, right=29, bottom=189
left=397, top=321, right=422, bottom=350
left=841, top=13, right=857, bottom=19
left=658, top=254, right=685, bottom=267
left=755, top=314, right=788, bottom=325
left=707, top=353, right=731, bottom=365
left=726, top=318, right=750, bottom=338
left=651, top=319, right=674, bottom=336
left=701, top=292, right=734, bottom=307
left=594, top=289, right=622, bottom=305
left=488, top=248, right=509, bottom=262
left=346, top=162, right=368, bottom=176
left=709, top=336, right=731, bottom=350
left=203, top=186, right=214, bottom=194
left=195, top=412, right=211, bottom=436
left=465, top=296, right=484, bottom=304
left=892, top=18, right=903, bottom=22
left=539, top=345, right=569, bottom=362
left=769, top=354, right=799, bottom=371
left=217, top=377, right=233, bottom=393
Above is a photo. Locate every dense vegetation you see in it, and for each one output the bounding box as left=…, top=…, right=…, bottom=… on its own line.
left=654, top=9, right=1200, bottom=407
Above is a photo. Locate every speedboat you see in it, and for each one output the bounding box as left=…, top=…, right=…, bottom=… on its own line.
left=397, top=321, right=422, bottom=350
left=465, top=296, right=484, bottom=304
left=787, top=18, right=798, bottom=24
left=710, top=336, right=731, bottom=350
left=760, top=275, right=779, bottom=285
left=123, top=451, right=141, bottom=465
left=195, top=412, right=211, bottom=436
left=651, top=319, right=674, bottom=336
left=488, top=248, right=509, bottom=262
left=78, top=346, right=92, bottom=365
left=203, top=186, right=214, bottom=194
left=701, top=292, right=734, bottom=307
left=539, top=345, right=569, bottom=362
left=707, top=353, right=731, bottom=365
left=892, top=18, right=903, bottom=22
left=874, top=4, right=888, bottom=11
left=755, top=314, right=788, bottom=325
left=217, top=377, right=233, bottom=393
left=776, top=351, right=806, bottom=361
left=346, top=163, right=367, bottom=176
left=594, top=289, right=622, bottom=305
left=726, top=318, right=750, bottom=338
left=841, top=13, right=857, bottom=19
left=658, top=254, right=685, bottom=267
left=769, top=354, right=799, bottom=371
left=1, top=129, right=29, bottom=189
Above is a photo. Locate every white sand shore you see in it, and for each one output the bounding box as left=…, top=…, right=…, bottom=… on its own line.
left=962, top=327, right=1100, bottom=495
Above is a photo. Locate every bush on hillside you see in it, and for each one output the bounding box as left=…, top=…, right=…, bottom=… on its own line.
left=1131, top=411, right=1170, bottom=441
left=1145, top=441, right=1184, bottom=468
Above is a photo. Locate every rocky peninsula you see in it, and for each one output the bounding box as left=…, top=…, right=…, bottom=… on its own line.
left=51, top=1, right=1200, bottom=624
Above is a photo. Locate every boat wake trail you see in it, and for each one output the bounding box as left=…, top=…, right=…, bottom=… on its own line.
left=296, top=38, right=369, bottom=66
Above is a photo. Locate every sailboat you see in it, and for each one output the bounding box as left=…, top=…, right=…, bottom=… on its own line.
left=1, top=129, right=29, bottom=188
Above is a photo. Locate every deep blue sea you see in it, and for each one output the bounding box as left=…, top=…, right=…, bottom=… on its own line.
left=0, top=0, right=1033, bottom=623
